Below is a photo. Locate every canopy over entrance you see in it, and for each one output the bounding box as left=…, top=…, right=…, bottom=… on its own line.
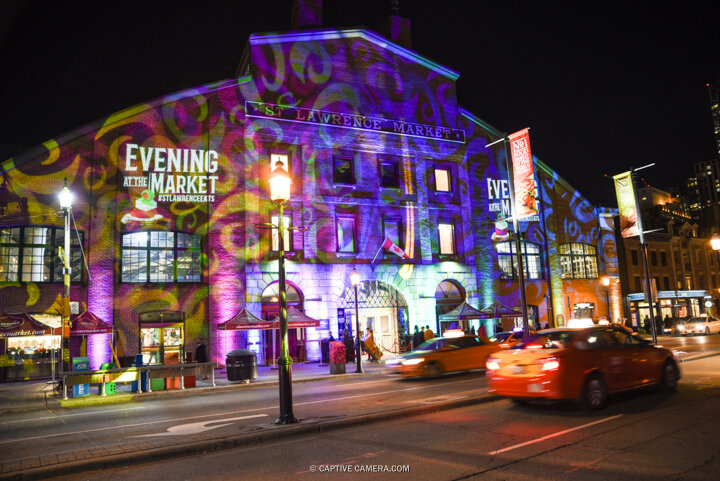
left=0, top=313, right=53, bottom=338
left=478, top=301, right=522, bottom=318
left=70, top=311, right=114, bottom=335
left=217, top=308, right=272, bottom=330
left=270, top=307, right=321, bottom=328
left=438, top=302, right=485, bottom=321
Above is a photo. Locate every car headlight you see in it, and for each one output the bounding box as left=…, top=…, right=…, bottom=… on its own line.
left=696, top=324, right=703, bottom=330
left=678, top=324, right=685, bottom=330
left=402, top=357, right=425, bottom=366
left=486, top=358, right=500, bottom=371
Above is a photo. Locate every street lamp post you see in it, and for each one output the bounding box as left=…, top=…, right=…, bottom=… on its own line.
left=350, top=268, right=363, bottom=373
left=58, top=179, right=74, bottom=383
left=268, top=161, right=297, bottom=425
left=602, top=276, right=611, bottom=321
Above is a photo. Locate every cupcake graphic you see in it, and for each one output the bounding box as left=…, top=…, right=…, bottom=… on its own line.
left=121, top=190, right=165, bottom=224
left=491, top=214, right=510, bottom=242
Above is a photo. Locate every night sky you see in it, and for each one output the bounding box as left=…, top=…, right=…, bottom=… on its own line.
left=1, top=0, right=718, bottom=206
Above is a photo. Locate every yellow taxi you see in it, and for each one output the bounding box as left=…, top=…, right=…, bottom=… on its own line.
left=485, top=326, right=680, bottom=409
left=386, top=332, right=500, bottom=378
left=489, top=329, right=536, bottom=349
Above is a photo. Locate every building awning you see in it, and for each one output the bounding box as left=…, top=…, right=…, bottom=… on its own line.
left=71, top=311, right=114, bottom=335
left=217, top=307, right=273, bottom=330
left=270, top=307, right=321, bottom=329
left=439, top=302, right=485, bottom=321
left=477, top=301, right=522, bottom=319
left=0, top=313, right=54, bottom=338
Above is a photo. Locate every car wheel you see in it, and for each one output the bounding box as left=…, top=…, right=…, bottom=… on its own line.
left=423, top=362, right=442, bottom=379
left=660, top=361, right=677, bottom=392
left=581, top=375, right=608, bottom=410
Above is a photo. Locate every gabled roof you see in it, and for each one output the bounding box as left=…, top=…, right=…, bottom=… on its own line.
left=249, top=27, right=460, bottom=81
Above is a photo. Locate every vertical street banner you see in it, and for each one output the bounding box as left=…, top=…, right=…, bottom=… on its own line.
left=613, top=171, right=639, bottom=237
left=508, top=128, right=538, bottom=218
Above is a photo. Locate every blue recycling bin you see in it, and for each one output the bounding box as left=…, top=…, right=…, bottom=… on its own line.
left=131, top=354, right=148, bottom=392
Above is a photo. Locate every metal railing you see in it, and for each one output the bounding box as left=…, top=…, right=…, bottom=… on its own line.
left=59, top=362, right=216, bottom=400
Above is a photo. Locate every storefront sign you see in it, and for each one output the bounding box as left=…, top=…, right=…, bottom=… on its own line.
left=508, top=128, right=538, bottom=219
left=120, top=143, right=220, bottom=222
left=613, top=171, right=639, bottom=237
left=246, top=102, right=466, bottom=143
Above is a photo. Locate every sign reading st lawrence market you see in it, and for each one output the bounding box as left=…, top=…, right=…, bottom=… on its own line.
left=246, top=101, right=466, bottom=143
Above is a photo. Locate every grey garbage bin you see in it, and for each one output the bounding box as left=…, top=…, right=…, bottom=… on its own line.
left=226, top=349, right=258, bottom=383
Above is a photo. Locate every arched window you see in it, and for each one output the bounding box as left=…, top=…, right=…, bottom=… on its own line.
left=495, top=240, right=543, bottom=280
left=0, top=226, right=83, bottom=283
left=260, top=282, right=302, bottom=304
left=121, top=231, right=202, bottom=283
left=435, top=280, right=466, bottom=316
left=559, top=243, right=599, bottom=279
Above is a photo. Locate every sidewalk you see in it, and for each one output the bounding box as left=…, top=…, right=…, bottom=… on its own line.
left=0, top=360, right=387, bottom=415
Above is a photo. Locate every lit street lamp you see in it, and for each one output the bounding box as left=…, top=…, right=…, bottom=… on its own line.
left=58, top=179, right=74, bottom=383
left=350, top=268, right=363, bottom=373
left=602, top=276, right=611, bottom=321
left=268, top=161, right=297, bottom=424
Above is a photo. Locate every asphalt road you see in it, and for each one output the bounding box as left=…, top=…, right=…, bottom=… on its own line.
left=47, top=355, right=720, bottom=481
left=0, top=370, right=489, bottom=466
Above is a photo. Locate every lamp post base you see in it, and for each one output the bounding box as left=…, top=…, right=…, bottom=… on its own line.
left=276, top=355, right=298, bottom=425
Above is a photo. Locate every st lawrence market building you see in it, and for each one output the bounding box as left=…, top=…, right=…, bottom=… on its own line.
left=0, top=5, right=619, bottom=377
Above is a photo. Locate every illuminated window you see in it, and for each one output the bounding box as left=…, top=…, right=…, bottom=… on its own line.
left=559, top=243, right=599, bottom=279
left=122, top=231, right=201, bottom=283
left=333, top=157, right=355, bottom=185
left=495, top=240, right=543, bottom=280
left=0, top=226, right=83, bottom=283
left=336, top=216, right=356, bottom=253
left=438, top=223, right=455, bottom=255
left=270, top=153, right=289, bottom=173
left=379, top=159, right=399, bottom=188
left=271, top=213, right=292, bottom=251
left=434, top=168, right=451, bottom=192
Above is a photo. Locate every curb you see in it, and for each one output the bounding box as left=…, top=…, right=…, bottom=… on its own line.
left=0, top=369, right=385, bottom=415
left=0, top=393, right=499, bottom=481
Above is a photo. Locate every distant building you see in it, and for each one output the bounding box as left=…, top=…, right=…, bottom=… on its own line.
left=616, top=185, right=718, bottom=329
left=709, top=84, right=720, bottom=157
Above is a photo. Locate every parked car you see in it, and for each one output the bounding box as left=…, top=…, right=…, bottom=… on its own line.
left=676, top=315, right=720, bottom=335
left=385, top=334, right=500, bottom=378
left=485, top=326, right=680, bottom=409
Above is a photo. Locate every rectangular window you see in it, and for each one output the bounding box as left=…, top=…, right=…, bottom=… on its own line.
left=333, top=157, right=355, bottom=185
left=631, top=249, right=638, bottom=266
left=383, top=219, right=401, bottom=247
left=434, top=168, right=451, bottom=192
left=663, top=276, right=670, bottom=290
left=121, top=231, right=202, bottom=283
left=122, top=249, right=147, bottom=283
left=651, top=251, right=657, bottom=266
left=660, top=251, right=667, bottom=266
left=270, top=153, right=289, bottom=173
left=336, top=216, right=356, bottom=253
left=271, top=214, right=293, bottom=251
left=379, top=160, right=399, bottom=188
left=634, top=276, right=642, bottom=292
left=438, top=223, right=455, bottom=255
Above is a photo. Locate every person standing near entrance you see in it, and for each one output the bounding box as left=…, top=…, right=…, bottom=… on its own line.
left=412, top=326, right=423, bottom=349
left=194, top=338, right=208, bottom=379
left=424, top=325, right=434, bottom=341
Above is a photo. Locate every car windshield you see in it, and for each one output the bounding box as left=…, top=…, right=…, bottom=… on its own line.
left=511, top=330, right=578, bottom=350
left=416, top=339, right=447, bottom=351
left=490, top=332, right=512, bottom=342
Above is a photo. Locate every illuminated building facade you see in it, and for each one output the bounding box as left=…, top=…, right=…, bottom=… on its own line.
left=0, top=5, right=619, bottom=372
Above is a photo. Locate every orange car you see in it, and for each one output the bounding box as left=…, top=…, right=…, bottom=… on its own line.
left=485, top=326, right=680, bottom=409
left=489, top=329, right=535, bottom=349
left=385, top=334, right=500, bottom=378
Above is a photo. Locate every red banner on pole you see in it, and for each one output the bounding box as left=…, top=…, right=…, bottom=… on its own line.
left=508, top=128, right=537, bottom=218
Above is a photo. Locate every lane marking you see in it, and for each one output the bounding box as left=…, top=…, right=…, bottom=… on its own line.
left=405, top=394, right=469, bottom=404
left=1, top=406, right=145, bottom=425
left=0, top=377, right=479, bottom=444
left=487, top=414, right=624, bottom=455
left=130, top=414, right=268, bottom=437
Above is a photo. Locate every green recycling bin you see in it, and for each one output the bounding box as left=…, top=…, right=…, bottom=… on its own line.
left=99, top=363, right=117, bottom=395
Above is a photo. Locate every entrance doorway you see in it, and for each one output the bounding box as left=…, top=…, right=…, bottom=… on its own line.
left=435, top=280, right=466, bottom=334
left=338, top=280, right=408, bottom=358
left=260, top=282, right=304, bottom=365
